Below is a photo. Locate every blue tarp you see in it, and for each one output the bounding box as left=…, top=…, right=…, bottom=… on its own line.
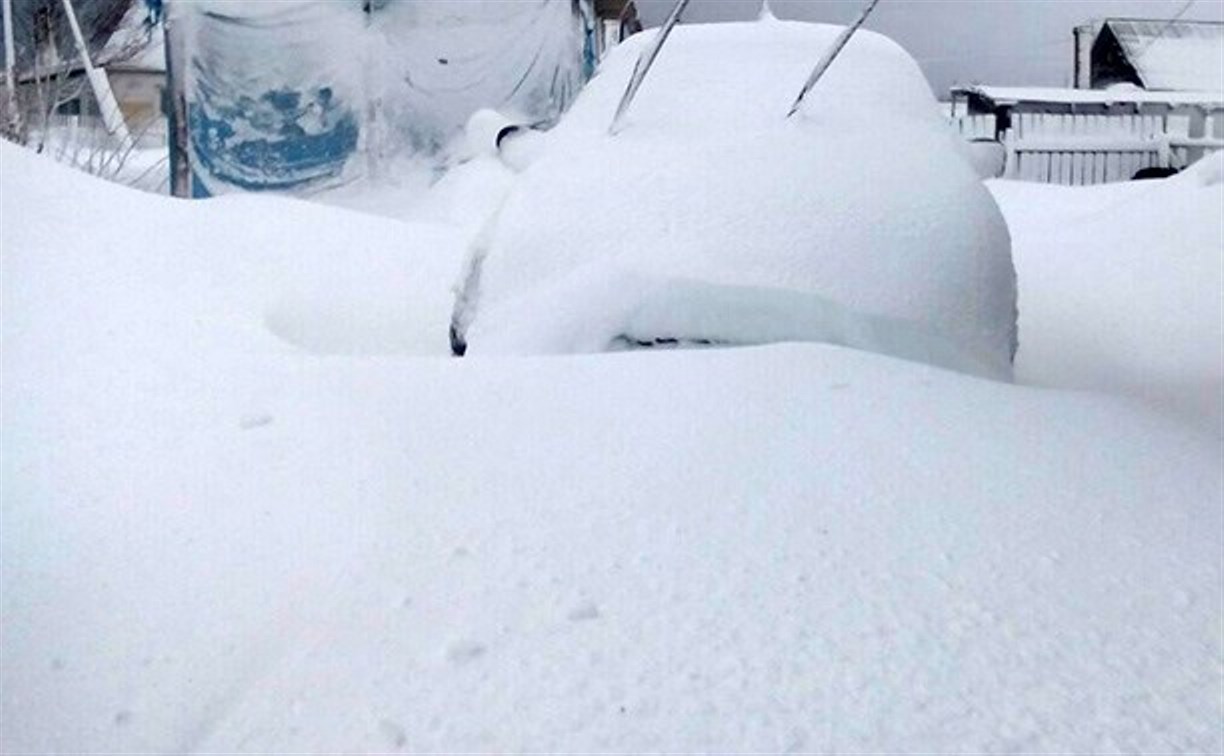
left=174, top=0, right=595, bottom=196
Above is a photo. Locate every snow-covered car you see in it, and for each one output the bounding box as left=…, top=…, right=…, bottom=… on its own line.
left=453, top=15, right=1018, bottom=380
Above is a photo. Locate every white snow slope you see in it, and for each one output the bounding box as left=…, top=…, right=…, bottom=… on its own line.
left=1, top=144, right=1222, bottom=753
left=991, top=154, right=1224, bottom=437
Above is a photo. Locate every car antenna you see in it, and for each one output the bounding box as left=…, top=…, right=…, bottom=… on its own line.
left=609, top=0, right=693, bottom=135
left=786, top=0, right=882, bottom=118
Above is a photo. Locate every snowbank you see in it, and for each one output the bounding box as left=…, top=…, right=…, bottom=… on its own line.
left=2, top=140, right=1221, bottom=753
left=462, top=19, right=1018, bottom=375
left=991, top=152, right=1224, bottom=435
left=0, top=142, right=466, bottom=358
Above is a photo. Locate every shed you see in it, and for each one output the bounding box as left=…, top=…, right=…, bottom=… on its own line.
left=1074, top=18, right=1224, bottom=91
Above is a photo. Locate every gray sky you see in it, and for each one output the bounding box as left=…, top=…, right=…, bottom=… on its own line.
left=635, top=0, right=1224, bottom=94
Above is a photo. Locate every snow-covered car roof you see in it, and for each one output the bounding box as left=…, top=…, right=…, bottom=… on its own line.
left=457, top=17, right=1018, bottom=379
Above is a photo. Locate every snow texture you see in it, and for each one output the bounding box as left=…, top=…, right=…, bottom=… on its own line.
left=463, top=20, right=1019, bottom=375
left=2, top=139, right=1222, bottom=753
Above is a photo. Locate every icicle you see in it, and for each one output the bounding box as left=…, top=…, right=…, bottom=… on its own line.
left=758, top=0, right=777, bottom=22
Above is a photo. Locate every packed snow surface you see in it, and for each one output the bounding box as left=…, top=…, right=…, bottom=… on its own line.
left=2, top=139, right=1222, bottom=753
left=464, top=20, right=1018, bottom=374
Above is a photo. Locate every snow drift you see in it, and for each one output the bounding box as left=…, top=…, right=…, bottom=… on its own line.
left=991, top=151, right=1224, bottom=436
left=2, top=140, right=1221, bottom=753
left=0, top=141, right=465, bottom=358
left=460, top=18, right=1018, bottom=377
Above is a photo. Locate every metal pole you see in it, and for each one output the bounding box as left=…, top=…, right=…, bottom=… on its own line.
left=59, top=0, right=132, bottom=144
left=609, top=0, right=691, bottom=134
left=786, top=0, right=881, bottom=119
left=2, top=0, right=23, bottom=139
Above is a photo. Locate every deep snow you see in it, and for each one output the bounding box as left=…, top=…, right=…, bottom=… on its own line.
left=1, top=144, right=466, bottom=359
left=1, top=138, right=1221, bottom=753
left=991, top=153, right=1224, bottom=437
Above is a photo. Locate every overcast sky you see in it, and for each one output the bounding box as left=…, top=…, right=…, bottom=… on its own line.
left=634, top=0, right=1224, bottom=94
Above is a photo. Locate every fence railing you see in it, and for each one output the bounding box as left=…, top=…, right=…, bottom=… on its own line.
left=952, top=109, right=1224, bottom=185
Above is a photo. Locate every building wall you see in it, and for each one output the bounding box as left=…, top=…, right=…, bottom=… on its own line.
left=1073, top=23, right=1100, bottom=89
left=110, top=69, right=165, bottom=140
left=15, top=66, right=165, bottom=146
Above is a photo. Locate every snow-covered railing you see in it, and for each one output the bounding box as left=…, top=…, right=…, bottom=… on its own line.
left=949, top=85, right=1224, bottom=185
left=953, top=113, right=995, bottom=141
left=1005, top=111, right=1224, bottom=184
left=952, top=107, right=1224, bottom=185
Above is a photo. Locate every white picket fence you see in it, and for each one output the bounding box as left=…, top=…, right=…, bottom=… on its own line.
left=954, top=114, right=997, bottom=141
left=952, top=110, right=1224, bottom=185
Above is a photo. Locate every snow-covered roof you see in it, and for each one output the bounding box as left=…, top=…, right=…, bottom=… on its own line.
left=952, top=84, right=1224, bottom=108
left=102, top=31, right=164, bottom=73
left=1104, top=18, right=1224, bottom=92
left=92, top=0, right=163, bottom=73
left=2, top=0, right=162, bottom=79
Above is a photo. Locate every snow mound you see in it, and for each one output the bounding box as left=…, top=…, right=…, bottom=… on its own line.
left=462, top=20, right=1017, bottom=375
left=991, top=160, right=1224, bottom=435
left=0, top=142, right=466, bottom=357
left=2, top=131, right=1222, bottom=753
left=1180, top=148, right=1224, bottom=187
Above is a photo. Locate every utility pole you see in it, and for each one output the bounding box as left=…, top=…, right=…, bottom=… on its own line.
left=163, top=3, right=191, bottom=197
left=2, top=0, right=24, bottom=140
